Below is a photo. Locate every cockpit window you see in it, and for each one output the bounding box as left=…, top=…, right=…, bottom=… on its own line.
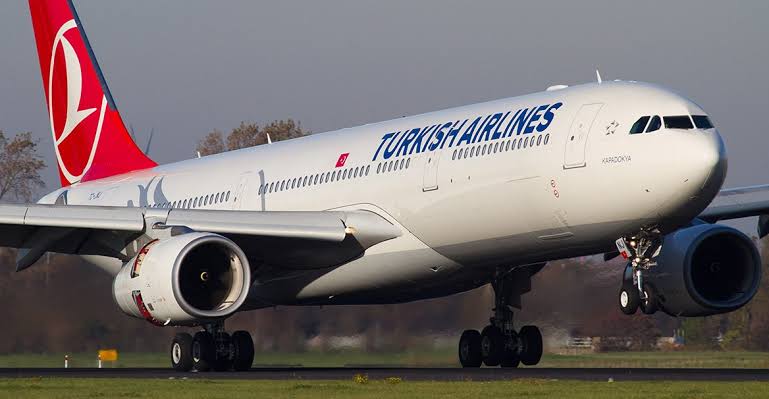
left=646, top=116, right=661, bottom=132
left=630, top=116, right=650, bottom=134
left=692, top=115, right=714, bottom=129
left=663, top=115, right=694, bottom=129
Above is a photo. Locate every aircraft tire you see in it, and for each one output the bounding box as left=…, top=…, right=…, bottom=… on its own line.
left=458, top=329, right=482, bottom=368
left=171, top=333, right=193, bottom=372
left=232, top=330, right=255, bottom=371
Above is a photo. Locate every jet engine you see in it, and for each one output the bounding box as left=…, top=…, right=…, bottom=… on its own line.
left=113, top=232, right=251, bottom=326
left=645, top=223, right=761, bottom=317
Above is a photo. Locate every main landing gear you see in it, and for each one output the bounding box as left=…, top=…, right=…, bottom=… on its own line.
left=616, top=229, right=661, bottom=315
left=458, top=269, right=543, bottom=368
left=171, top=322, right=255, bottom=372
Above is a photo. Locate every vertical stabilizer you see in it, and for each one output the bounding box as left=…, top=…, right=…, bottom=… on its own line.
left=29, top=0, right=156, bottom=186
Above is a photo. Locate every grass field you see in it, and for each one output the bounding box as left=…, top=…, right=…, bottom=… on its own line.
left=1, top=378, right=769, bottom=399
left=1, top=350, right=769, bottom=369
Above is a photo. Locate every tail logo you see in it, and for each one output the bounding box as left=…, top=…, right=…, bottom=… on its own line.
left=48, top=19, right=105, bottom=184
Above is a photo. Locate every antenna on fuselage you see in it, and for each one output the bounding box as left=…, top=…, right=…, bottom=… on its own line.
left=596, top=69, right=603, bottom=84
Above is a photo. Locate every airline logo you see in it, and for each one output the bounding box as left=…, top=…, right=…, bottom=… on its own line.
left=372, top=102, right=563, bottom=161
left=336, top=153, right=349, bottom=168
left=48, top=19, right=105, bottom=184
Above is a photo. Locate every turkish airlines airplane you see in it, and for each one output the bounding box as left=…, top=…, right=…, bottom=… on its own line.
left=14, top=0, right=766, bottom=371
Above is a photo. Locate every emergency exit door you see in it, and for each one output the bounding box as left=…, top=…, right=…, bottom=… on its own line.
left=564, top=103, right=603, bottom=169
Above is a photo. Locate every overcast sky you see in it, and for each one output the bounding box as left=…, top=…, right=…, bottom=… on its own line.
left=1, top=1, right=767, bottom=199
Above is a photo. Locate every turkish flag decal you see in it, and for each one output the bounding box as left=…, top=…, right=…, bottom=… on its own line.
left=336, top=153, right=349, bottom=168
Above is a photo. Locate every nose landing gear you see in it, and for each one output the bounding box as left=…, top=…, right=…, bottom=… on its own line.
left=458, top=268, right=543, bottom=368
left=616, top=229, right=662, bottom=315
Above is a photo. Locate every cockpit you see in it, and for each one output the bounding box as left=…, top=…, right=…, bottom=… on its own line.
left=630, top=114, right=714, bottom=134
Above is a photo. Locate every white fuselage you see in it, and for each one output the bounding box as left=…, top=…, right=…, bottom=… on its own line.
left=39, top=81, right=727, bottom=307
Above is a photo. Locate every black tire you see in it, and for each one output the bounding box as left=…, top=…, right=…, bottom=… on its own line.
left=212, top=332, right=233, bottom=372
left=640, top=283, right=658, bottom=315
left=500, top=331, right=520, bottom=368
left=458, top=329, right=482, bottom=368
left=619, top=287, right=639, bottom=315
left=519, top=325, right=543, bottom=366
left=192, top=331, right=215, bottom=372
left=481, top=325, right=505, bottom=367
left=171, top=333, right=193, bottom=372
left=232, top=330, right=255, bottom=371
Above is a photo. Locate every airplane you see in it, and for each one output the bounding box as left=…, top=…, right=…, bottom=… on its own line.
left=12, top=0, right=767, bottom=371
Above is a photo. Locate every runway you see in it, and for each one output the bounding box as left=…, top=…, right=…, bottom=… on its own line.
left=2, top=367, right=769, bottom=381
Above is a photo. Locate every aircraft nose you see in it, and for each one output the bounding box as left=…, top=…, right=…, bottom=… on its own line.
left=691, top=129, right=727, bottom=201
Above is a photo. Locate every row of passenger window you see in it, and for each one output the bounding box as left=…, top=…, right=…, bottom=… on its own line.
left=151, top=190, right=232, bottom=210
left=376, top=157, right=411, bottom=174
left=258, top=165, right=373, bottom=195
left=451, top=134, right=550, bottom=161
left=630, top=114, right=714, bottom=134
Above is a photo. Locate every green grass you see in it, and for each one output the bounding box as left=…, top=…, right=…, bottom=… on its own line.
left=1, top=350, right=769, bottom=369
left=1, top=378, right=769, bottom=399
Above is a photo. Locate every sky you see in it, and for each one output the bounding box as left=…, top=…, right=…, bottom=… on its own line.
left=0, top=1, right=768, bottom=206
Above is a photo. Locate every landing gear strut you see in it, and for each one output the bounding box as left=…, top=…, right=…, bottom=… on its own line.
left=458, top=268, right=542, bottom=368
left=171, top=322, right=254, bottom=372
left=616, top=229, right=662, bottom=315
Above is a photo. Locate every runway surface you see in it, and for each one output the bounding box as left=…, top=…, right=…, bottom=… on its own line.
left=2, top=367, right=769, bottom=381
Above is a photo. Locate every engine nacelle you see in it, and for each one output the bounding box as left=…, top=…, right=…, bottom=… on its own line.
left=113, top=232, right=251, bottom=326
left=646, top=223, right=761, bottom=317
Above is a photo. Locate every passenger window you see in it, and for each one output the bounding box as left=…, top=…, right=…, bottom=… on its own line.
left=692, top=115, right=714, bottom=129
left=544, top=134, right=550, bottom=145
left=517, top=139, right=522, bottom=149
left=646, top=116, right=662, bottom=132
left=630, top=116, right=650, bottom=134
left=226, top=191, right=231, bottom=201
left=524, top=137, right=529, bottom=148
left=406, top=159, right=410, bottom=169
left=537, top=135, right=542, bottom=146
left=377, top=163, right=381, bottom=174
left=399, top=159, right=405, bottom=169
left=366, top=165, right=370, bottom=175
left=192, top=198, right=198, bottom=208
left=182, top=199, right=188, bottom=208
left=664, top=115, right=694, bottom=129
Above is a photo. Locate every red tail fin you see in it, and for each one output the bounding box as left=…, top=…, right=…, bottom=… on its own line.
left=29, top=0, right=156, bottom=186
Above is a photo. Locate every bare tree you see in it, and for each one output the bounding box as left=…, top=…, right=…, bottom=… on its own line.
left=196, top=119, right=308, bottom=155
left=0, top=131, right=45, bottom=202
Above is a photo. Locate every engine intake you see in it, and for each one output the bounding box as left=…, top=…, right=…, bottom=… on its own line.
left=113, top=232, right=251, bottom=325
left=646, top=223, right=761, bottom=317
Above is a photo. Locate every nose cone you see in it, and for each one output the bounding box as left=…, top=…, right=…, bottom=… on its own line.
left=694, top=130, right=727, bottom=202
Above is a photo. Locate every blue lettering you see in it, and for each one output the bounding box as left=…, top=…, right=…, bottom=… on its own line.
left=383, top=131, right=404, bottom=159
left=537, top=102, right=563, bottom=132
left=429, top=122, right=453, bottom=151
left=397, top=128, right=420, bottom=157
left=472, top=114, right=493, bottom=143
left=373, top=132, right=395, bottom=161
left=503, top=109, right=523, bottom=137
left=492, top=111, right=510, bottom=140
left=442, top=119, right=467, bottom=148
left=410, top=124, right=436, bottom=154
left=479, top=112, right=503, bottom=142
left=524, top=104, right=549, bottom=134
left=458, top=117, right=481, bottom=146
left=510, top=108, right=534, bottom=136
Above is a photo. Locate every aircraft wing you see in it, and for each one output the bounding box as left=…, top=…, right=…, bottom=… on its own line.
left=0, top=204, right=401, bottom=272
left=699, top=184, right=769, bottom=237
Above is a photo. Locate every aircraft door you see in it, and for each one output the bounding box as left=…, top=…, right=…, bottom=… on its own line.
left=422, top=151, right=442, bottom=191
left=563, top=103, right=603, bottom=169
left=232, top=172, right=254, bottom=210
